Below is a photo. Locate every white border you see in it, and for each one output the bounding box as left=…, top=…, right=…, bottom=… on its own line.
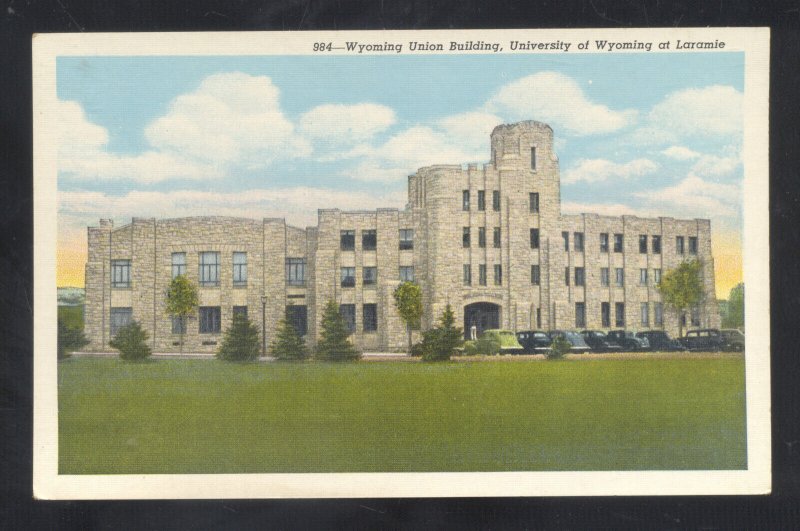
left=33, top=27, right=771, bottom=499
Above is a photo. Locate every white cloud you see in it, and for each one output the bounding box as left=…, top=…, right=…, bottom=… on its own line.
left=486, top=71, right=637, bottom=135
left=57, top=100, right=108, bottom=152
left=436, top=111, right=503, bottom=157
left=562, top=158, right=657, bottom=184
left=690, top=153, right=741, bottom=178
left=299, top=103, right=396, bottom=142
left=633, top=174, right=741, bottom=219
left=647, top=85, right=742, bottom=138
left=561, top=201, right=651, bottom=217
left=661, top=145, right=701, bottom=160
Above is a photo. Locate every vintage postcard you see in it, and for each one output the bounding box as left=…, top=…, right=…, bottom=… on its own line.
left=33, top=28, right=770, bottom=498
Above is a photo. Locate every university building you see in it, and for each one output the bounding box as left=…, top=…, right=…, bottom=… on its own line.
left=83, top=120, right=720, bottom=353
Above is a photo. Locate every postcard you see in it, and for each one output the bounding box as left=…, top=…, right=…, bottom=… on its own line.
left=33, top=27, right=770, bottom=498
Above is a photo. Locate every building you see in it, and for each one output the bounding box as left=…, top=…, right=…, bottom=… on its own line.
left=83, top=120, right=720, bottom=353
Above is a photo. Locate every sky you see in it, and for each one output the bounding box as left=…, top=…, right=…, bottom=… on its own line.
left=56, top=52, right=744, bottom=298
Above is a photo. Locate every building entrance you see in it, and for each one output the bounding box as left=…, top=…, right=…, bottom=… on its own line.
left=464, top=302, right=501, bottom=340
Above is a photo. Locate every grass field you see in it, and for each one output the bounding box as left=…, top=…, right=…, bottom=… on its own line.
left=58, top=357, right=746, bottom=474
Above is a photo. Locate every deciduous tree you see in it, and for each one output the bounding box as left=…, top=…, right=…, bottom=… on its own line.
left=165, top=274, right=198, bottom=355
left=393, top=281, right=423, bottom=354
left=657, top=259, right=704, bottom=338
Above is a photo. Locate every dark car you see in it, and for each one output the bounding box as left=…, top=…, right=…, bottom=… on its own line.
left=548, top=330, right=591, bottom=353
left=606, top=330, right=650, bottom=351
left=516, top=330, right=552, bottom=354
left=720, top=329, right=745, bottom=352
left=680, top=329, right=725, bottom=351
left=580, top=330, right=622, bottom=352
left=635, top=330, right=685, bottom=352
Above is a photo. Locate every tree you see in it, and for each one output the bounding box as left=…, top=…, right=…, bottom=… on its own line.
left=315, top=300, right=360, bottom=361
left=722, top=282, right=744, bottom=330
left=217, top=313, right=261, bottom=362
left=393, top=281, right=423, bottom=354
left=420, top=304, right=463, bottom=362
left=57, top=318, right=88, bottom=359
left=657, top=259, right=704, bottom=338
left=165, top=275, right=198, bottom=355
left=270, top=318, right=309, bottom=360
left=109, top=321, right=152, bottom=361
left=547, top=335, right=571, bottom=359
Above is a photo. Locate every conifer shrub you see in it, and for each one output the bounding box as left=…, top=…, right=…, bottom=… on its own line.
left=58, top=318, right=89, bottom=359
left=420, top=305, right=463, bottom=362
left=547, top=335, right=572, bottom=359
left=270, top=318, right=309, bottom=361
left=410, top=342, right=425, bottom=357
left=315, top=300, right=361, bottom=361
left=109, top=321, right=152, bottom=361
left=216, top=313, right=261, bottom=362
left=461, top=341, right=479, bottom=356
left=475, top=336, right=501, bottom=356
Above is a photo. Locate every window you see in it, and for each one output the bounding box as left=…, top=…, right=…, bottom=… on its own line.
left=654, top=302, right=664, bottom=326
left=233, top=252, right=247, bottom=286
left=341, top=267, right=355, bottom=287
left=641, top=303, right=650, bottom=327
left=653, top=268, right=662, bottom=285
left=681, top=313, right=687, bottom=327
left=171, top=315, right=185, bottom=335
left=199, top=252, right=220, bottom=286
left=575, top=267, right=585, bottom=286
left=463, top=227, right=471, bottom=248
left=399, top=229, right=414, bottom=250
left=233, top=306, right=248, bottom=319
left=615, top=268, right=625, bottom=287
left=531, top=265, right=540, bottom=285
left=477, top=190, right=486, bottom=211
left=363, top=266, right=377, bottom=286
left=652, top=235, right=662, bottom=254
left=676, top=236, right=685, bottom=254
left=562, top=231, right=569, bottom=251
left=530, top=146, right=537, bottom=170
left=494, top=264, right=502, bottom=286
left=111, top=259, right=131, bottom=288
left=601, top=267, right=610, bottom=287
left=286, top=305, right=307, bottom=335
left=286, top=258, right=306, bottom=286
left=463, top=264, right=472, bottom=285
left=601, top=302, right=611, bottom=327
left=492, top=190, right=501, bottom=211
left=399, top=266, right=414, bottom=282
left=614, top=233, right=624, bottom=253
left=340, top=230, right=355, bottom=251
left=536, top=308, right=542, bottom=328
left=639, top=235, right=648, bottom=254
left=600, top=233, right=609, bottom=253
left=362, top=229, right=377, bottom=251
left=199, top=306, right=221, bottom=334
left=171, top=253, right=186, bottom=279
left=529, top=192, right=540, bottom=213
left=689, top=236, right=698, bottom=254
left=530, top=228, right=540, bottom=249
left=691, top=306, right=701, bottom=326
left=462, top=190, right=470, bottom=210
left=478, top=227, right=486, bottom=248
left=639, top=268, right=648, bottom=285
left=363, top=304, right=378, bottom=332
left=479, top=264, right=487, bottom=286
left=575, top=302, right=586, bottom=328
left=110, top=307, right=132, bottom=336
left=493, top=227, right=501, bottom=248
left=339, top=304, right=356, bottom=334
left=564, top=267, right=570, bottom=286
left=574, top=232, right=584, bottom=252
left=615, top=302, right=625, bottom=327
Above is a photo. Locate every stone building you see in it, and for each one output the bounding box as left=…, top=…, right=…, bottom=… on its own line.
left=83, top=120, right=720, bottom=353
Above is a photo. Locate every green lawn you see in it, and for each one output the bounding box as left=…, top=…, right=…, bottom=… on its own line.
left=58, top=357, right=746, bottom=474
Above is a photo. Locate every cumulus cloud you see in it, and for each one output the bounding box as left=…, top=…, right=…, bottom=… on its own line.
left=436, top=111, right=503, bottom=157
left=633, top=174, right=741, bottom=219
left=562, top=158, right=657, bottom=184
left=647, top=85, right=743, bottom=138
left=689, top=153, right=741, bottom=178
left=299, top=103, right=396, bottom=143
left=661, top=145, right=701, bottom=160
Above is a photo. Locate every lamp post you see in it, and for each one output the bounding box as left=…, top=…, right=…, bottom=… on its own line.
left=261, top=295, right=267, bottom=359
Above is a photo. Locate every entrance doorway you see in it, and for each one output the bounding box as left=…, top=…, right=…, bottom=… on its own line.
left=464, top=302, right=501, bottom=340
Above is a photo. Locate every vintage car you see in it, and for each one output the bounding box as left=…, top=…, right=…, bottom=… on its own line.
left=679, top=329, right=726, bottom=351
left=548, top=330, right=591, bottom=353
left=606, top=330, right=650, bottom=351
left=580, top=330, right=622, bottom=352
left=634, top=330, right=685, bottom=352
left=720, top=329, right=745, bottom=351
left=480, top=329, right=525, bottom=355
left=516, top=330, right=553, bottom=354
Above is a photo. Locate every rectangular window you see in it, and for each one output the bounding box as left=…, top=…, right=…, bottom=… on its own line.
left=529, top=192, right=540, bottom=213
left=639, top=234, right=648, bottom=254
left=614, top=233, right=624, bottom=253
left=564, top=266, right=570, bottom=286
left=601, top=267, right=610, bottom=287
left=233, top=252, right=247, bottom=286
left=575, top=267, right=585, bottom=286
left=199, top=306, right=221, bottom=334
left=531, top=265, right=540, bottom=285
left=689, top=236, right=698, bottom=254
left=399, top=266, right=415, bottom=282
left=492, top=190, right=501, bottom=211
left=171, top=253, right=186, bottom=279
left=653, top=268, right=662, bottom=285
left=600, top=233, right=609, bottom=253
left=463, top=227, right=471, bottom=248
left=530, top=146, right=537, bottom=170
left=363, top=266, right=377, bottom=286
left=479, top=264, right=487, bottom=286
left=477, top=190, right=486, bottom=211
left=463, top=264, right=472, bottom=285
left=232, top=305, right=248, bottom=319
left=362, top=229, right=377, bottom=251
left=493, top=227, right=501, bottom=248
left=339, top=304, right=356, bottom=334
left=341, top=267, right=356, bottom=288
left=494, top=264, right=502, bottom=286
left=615, top=302, right=625, bottom=327
left=652, top=235, right=662, bottom=254
left=198, top=252, right=220, bottom=287
left=285, top=258, right=306, bottom=286
left=615, top=268, right=625, bottom=287
left=462, top=190, right=470, bottom=210
left=111, top=259, right=131, bottom=288
left=691, top=306, right=701, bottom=326
left=340, top=230, right=356, bottom=251
left=575, top=302, right=586, bottom=328
left=639, top=268, right=648, bottom=285
left=363, top=303, right=378, bottom=332
left=399, top=229, right=414, bottom=250
left=286, top=305, right=307, bottom=335
left=536, top=307, right=542, bottom=328
left=601, top=302, right=611, bottom=328
left=641, top=303, right=650, bottom=327
left=574, top=232, right=584, bottom=252
left=654, top=302, right=664, bottom=326
left=562, top=231, right=569, bottom=251
left=530, top=228, right=540, bottom=249
left=110, top=307, right=132, bottom=336
left=478, top=227, right=486, bottom=248
left=171, top=315, right=185, bottom=335
left=676, top=236, right=685, bottom=254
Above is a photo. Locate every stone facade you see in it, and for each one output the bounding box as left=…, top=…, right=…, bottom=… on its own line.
left=84, top=120, right=720, bottom=353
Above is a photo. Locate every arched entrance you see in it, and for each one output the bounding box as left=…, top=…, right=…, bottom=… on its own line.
left=464, top=302, right=501, bottom=340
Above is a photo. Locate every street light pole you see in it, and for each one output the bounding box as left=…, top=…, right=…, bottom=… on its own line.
left=261, top=295, right=267, bottom=359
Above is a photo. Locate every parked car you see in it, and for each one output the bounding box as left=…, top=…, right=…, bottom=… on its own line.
left=580, top=330, right=622, bottom=352
left=516, top=330, right=552, bottom=354
left=481, top=329, right=525, bottom=354
left=720, top=329, right=745, bottom=351
left=680, top=329, right=725, bottom=351
left=635, top=330, right=685, bottom=352
left=548, top=330, right=591, bottom=353
left=606, top=330, right=650, bottom=351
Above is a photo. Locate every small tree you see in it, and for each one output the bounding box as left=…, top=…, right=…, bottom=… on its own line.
left=165, top=274, right=199, bottom=355
left=393, top=281, right=423, bottom=354
left=217, top=313, right=261, bottom=362
left=420, top=304, right=463, bottom=362
left=657, top=259, right=704, bottom=338
left=109, top=321, right=152, bottom=361
left=57, top=318, right=88, bottom=359
left=722, top=282, right=744, bottom=330
left=315, top=300, right=360, bottom=361
left=270, top=318, right=309, bottom=360
left=547, top=335, right=571, bottom=359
